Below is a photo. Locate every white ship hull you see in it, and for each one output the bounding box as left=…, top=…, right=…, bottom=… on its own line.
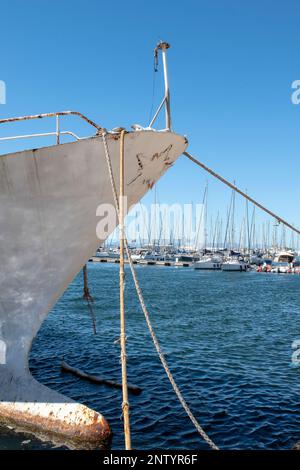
left=222, top=261, right=248, bottom=271
left=194, top=259, right=222, bottom=270
left=0, top=130, right=187, bottom=446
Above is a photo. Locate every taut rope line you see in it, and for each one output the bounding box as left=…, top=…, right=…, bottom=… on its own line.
left=184, top=151, right=300, bottom=236
left=119, top=130, right=132, bottom=450
left=101, top=131, right=219, bottom=450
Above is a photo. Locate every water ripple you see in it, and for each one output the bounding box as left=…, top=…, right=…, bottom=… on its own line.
left=24, top=266, right=300, bottom=449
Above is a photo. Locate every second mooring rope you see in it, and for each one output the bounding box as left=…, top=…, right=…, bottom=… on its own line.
left=101, top=131, right=219, bottom=450
left=82, top=264, right=97, bottom=335
left=184, top=150, right=300, bottom=236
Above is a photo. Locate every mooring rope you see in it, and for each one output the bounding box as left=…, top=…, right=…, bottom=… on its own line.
left=82, top=264, right=97, bottom=335
left=101, top=131, right=219, bottom=450
left=119, top=129, right=132, bottom=450
left=184, top=150, right=300, bottom=236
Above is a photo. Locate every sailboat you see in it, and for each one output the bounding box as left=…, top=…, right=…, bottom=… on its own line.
left=222, top=257, right=248, bottom=271
left=194, top=255, right=223, bottom=270
left=0, top=42, right=187, bottom=446
left=222, top=186, right=248, bottom=272
left=194, top=184, right=222, bottom=270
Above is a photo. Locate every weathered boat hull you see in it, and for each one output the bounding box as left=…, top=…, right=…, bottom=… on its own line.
left=0, top=130, right=187, bottom=446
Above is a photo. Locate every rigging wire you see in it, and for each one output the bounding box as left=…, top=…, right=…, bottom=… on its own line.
left=184, top=151, right=300, bottom=237
left=148, top=48, right=158, bottom=125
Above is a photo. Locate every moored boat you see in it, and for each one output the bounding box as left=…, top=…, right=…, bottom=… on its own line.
left=222, top=257, right=248, bottom=272
left=194, top=255, right=222, bottom=270
left=273, top=250, right=295, bottom=263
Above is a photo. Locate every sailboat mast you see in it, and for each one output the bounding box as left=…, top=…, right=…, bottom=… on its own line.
left=231, top=184, right=236, bottom=250
left=153, top=184, right=157, bottom=249
left=204, top=183, right=208, bottom=251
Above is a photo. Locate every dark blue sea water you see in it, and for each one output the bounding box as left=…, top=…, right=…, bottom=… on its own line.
left=6, top=264, right=300, bottom=449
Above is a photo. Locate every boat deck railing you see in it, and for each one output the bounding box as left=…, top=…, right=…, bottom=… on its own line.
left=0, top=111, right=103, bottom=145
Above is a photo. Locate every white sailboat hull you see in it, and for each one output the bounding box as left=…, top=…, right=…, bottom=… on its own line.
left=194, top=259, right=222, bottom=270
left=0, top=130, right=187, bottom=446
left=222, top=261, right=248, bottom=271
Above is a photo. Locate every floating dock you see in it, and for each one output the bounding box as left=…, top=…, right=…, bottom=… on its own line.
left=89, top=257, right=193, bottom=267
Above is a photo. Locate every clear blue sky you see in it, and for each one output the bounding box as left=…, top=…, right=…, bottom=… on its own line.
left=1, top=0, right=300, bottom=230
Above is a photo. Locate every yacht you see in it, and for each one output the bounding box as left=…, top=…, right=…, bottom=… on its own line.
left=273, top=250, right=294, bottom=263
left=222, top=257, right=248, bottom=272
left=96, top=248, right=120, bottom=259
left=271, top=262, right=291, bottom=273
left=194, top=255, right=222, bottom=270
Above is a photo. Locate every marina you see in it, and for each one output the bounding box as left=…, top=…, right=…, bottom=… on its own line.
left=90, top=247, right=300, bottom=273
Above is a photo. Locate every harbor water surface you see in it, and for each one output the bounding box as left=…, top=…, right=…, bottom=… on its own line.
left=4, top=264, right=300, bottom=449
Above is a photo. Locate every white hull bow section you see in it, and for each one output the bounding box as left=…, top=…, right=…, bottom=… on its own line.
left=0, top=130, right=187, bottom=446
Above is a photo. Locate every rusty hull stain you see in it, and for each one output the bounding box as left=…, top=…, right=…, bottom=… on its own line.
left=136, top=153, right=144, bottom=170
left=151, top=144, right=173, bottom=162
left=143, top=178, right=155, bottom=189
left=0, top=404, right=111, bottom=449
